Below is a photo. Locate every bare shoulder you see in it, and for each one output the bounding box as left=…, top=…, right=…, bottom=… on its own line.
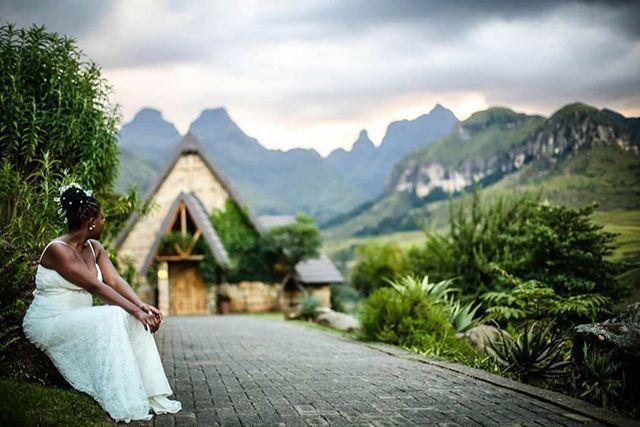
left=40, top=240, right=74, bottom=269
left=88, top=239, right=106, bottom=258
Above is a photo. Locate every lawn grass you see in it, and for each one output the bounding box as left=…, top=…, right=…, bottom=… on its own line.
left=0, top=376, right=114, bottom=426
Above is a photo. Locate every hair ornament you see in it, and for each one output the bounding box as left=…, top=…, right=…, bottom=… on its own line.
left=56, top=183, right=93, bottom=224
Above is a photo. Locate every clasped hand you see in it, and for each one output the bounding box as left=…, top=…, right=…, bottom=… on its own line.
left=135, top=303, right=164, bottom=333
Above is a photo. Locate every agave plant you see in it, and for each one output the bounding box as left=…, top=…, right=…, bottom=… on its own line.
left=485, top=320, right=571, bottom=385
left=299, top=290, right=321, bottom=320
left=384, top=274, right=457, bottom=303
left=574, top=343, right=622, bottom=408
left=447, top=297, right=482, bottom=333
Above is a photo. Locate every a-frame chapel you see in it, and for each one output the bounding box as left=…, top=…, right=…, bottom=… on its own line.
left=114, top=133, right=343, bottom=316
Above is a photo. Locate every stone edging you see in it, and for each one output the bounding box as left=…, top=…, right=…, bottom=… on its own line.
left=357, top=339, right=639, bottom=427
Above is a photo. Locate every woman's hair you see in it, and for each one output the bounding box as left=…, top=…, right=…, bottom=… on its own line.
left=59, top=185, right=101, bottom=230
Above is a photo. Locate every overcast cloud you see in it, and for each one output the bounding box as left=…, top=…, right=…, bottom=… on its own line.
left=1, top=0, right=639, bottom=156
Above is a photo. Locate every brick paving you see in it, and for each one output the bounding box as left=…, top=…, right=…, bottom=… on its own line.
left=150, top=315, right=606, bottom=427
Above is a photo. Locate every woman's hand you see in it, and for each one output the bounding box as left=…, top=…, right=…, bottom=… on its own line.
left=138, top=302, right=164, bottom=323
left=133, top=309, right=161, bottom=334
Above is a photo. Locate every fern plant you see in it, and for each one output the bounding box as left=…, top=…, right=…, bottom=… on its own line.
left=482, top=264, right=610, bottom=326
left=485, top=320, right=571, bottom=385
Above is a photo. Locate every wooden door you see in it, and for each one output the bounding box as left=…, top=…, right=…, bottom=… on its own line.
left=169, top=263, right=208, bottom=315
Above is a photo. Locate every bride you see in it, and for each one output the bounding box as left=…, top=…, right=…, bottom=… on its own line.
left=22, top=183, right=182, bottom=423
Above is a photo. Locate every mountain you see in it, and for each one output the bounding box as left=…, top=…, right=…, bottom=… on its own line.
left=189, top=108, right=371, bottom=223
left=117, top=108, right=181, bottom=165
left=115, top=108, right=182, bottom=194
left=327, top=104, right=458, bottom=197
left=322, top=102, right=640, bottom=239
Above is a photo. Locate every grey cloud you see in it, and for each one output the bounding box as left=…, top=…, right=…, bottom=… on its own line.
left=0, top=0, right=112, bottom=38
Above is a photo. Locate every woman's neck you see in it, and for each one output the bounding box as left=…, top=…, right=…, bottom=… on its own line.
left=61, top=230, right=89, bottom=251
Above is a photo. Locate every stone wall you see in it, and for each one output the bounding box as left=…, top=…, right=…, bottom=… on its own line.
left=215, top=281, right=281, bottom=313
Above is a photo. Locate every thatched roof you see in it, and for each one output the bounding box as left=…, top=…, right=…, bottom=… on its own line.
left=114, top=132, right=266, bottom=250
left=140, top=192, right=230, bottom=276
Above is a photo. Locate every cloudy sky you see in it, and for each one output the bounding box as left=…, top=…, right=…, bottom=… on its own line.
left=2, top=0, right=639, bottom=156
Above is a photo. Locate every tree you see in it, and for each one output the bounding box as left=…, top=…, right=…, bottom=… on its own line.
left=405, top=184, right=629, bottom=308
left=263, top=213, right=322, bottom=289
left=350, top=241, right=405, bottom=297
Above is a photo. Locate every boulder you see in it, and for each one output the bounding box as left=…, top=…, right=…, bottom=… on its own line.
left=315, top=310, right=360, bottom=332
left=457, top=325, right=503, bottom=353
left=572, top=302, right=640, bottom=404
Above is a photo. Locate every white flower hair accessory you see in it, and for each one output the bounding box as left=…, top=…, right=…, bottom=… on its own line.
left=54, top=183, right=93, bottom=224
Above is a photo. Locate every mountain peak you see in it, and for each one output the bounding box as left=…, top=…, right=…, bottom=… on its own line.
left=352, top=129, right=374, bottom=152
left=133, top=107, right=164, bottom=121
left=429, top=103, right=446, bottom=113
left=198, top=107, right=232, bottom=122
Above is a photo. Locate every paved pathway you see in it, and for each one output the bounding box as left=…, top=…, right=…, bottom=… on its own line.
left=150, top=315, right=608, bottom=427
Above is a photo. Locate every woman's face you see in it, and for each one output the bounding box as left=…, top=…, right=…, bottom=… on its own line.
left=89, top=208, right=105, bottom=239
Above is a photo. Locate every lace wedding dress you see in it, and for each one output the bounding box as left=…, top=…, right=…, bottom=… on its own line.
left=22, top=240, right=182, bottom=423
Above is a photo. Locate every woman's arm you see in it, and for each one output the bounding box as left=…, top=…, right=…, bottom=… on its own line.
left=92, top=240, right=145, bottom=309
left=44, top=243, right=143, bottom=315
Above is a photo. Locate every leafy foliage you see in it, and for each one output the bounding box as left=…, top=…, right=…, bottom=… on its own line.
left=210, top=198, right=322, bottom=283
left=485, top=321, right=571, bottom=385
left=405, top=184, right=630, bottom=306
left=350, top=240, right=405, bottom=296
left=482, top=264, right=610, bottom=327
left=0, top=24, right=119, bottom=196
left=358, top=277, right=478, bottom=363
left=571, top=343, right=622, bottom=409
left=0, top=24, right=153, bottom=379
left=298, top=290, right=322, bottom=320
left=158, top=231, right=197, bottom=256
left=210, top=198, right=280, bottom=282
left=445, top=296, right=482, bottom=333
left=263, top=213, right=321, bottom=274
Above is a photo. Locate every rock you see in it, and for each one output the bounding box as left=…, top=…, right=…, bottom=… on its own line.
left=458, top=325, right=503, bottom=353
left=315, top=310, right=360, bottom=332
left=572, top=302, right=640, bottom=404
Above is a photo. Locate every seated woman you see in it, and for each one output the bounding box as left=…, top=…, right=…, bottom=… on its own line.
left=22, top=183, right=182, bottom=423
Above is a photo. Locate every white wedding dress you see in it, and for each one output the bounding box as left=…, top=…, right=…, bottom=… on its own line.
left=22, top=240, right=182, bottom=423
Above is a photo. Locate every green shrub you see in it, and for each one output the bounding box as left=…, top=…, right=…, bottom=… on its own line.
left=405, top=185, right=629, bottom=307
left=299, top=290, right=321, bottom=320
left=330, top=283, right=363, bottom=315
left=210, top=198, right=280, bottom=282
left=482, top=264, right=610, bottom=328
left=358, top=285, right=477, bottom=363
left=350, top=241, right=405, bottom=297
left=0, top=23, right=153, bottom=381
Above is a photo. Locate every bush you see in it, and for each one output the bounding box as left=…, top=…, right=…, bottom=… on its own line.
left=405, top=185, right=629, bottom=308
left=210, top=198, right=280, bottom=282
left=482, top=264, right=610, bottom=329
left=350, top=241, right=405, bottom=297
left=358, top=284, right=477, bottom=363
left=0, top=23, right=153, bottom=383
left=330, top=283, right=363, bottom=315
left=298, top=290, right=321, bottom=320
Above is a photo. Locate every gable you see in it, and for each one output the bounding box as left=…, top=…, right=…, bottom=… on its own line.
left=115, top=133, right=251, bottom=273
